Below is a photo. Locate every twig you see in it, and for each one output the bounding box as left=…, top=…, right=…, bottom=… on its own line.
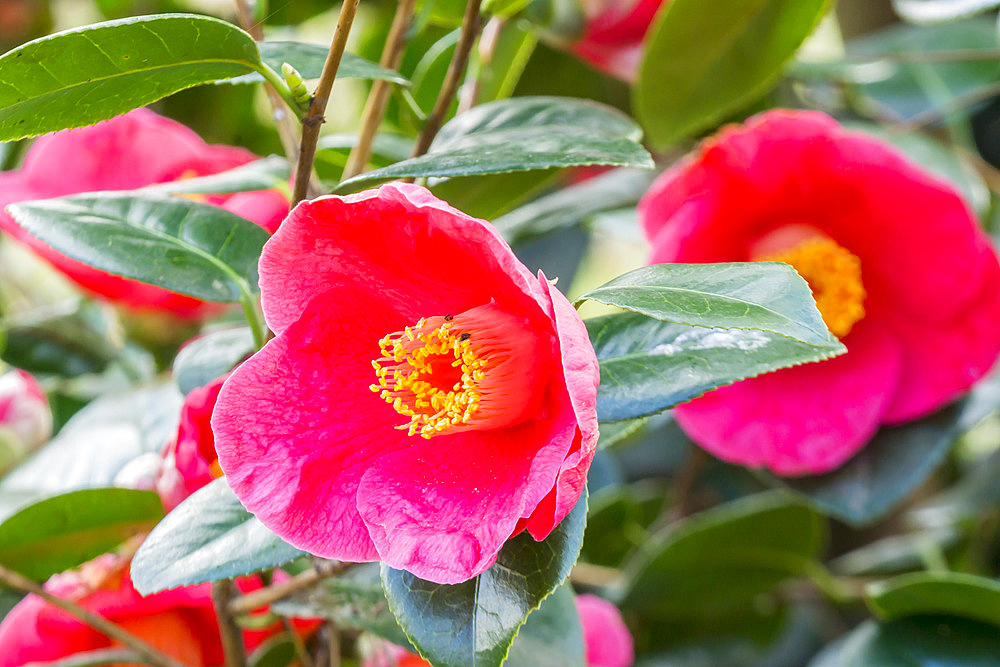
left=569, top=561, right=621, bottom=588
left=212, top=580, right=247, bottom=667
left=327, top=621, right=341, bottom=667
left=292, top=0, right=363, bottom=204
left=0, top=564, right=189, bottom=667
left=341, top=0, right=418, bottom=180
left=233, top=0, right=302, bottom=162
left=458, top=16, right=503, bottom=114
left=227, top=561, right=349, bottom=615
left=281, top=618, right=315, bottom=667
left=410, top=0, right=483, bottom=158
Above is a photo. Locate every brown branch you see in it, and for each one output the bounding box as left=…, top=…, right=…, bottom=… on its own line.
left=410, top=0, right=483, bottom=158
left=0, top=564, right=189, bottom=667
left=212, top=580, right=247, bottom=667
left=281, top=618, right=315, bottom=667
left=233, top=0, right=302, bottom=163
left=569, top=562, right=621, bottom=588
left=292, top=0, right=363, bottom=204
left=327, top=622, right=341, bottom=667
left=341, top=0, right=418, bottom=181
left=227, top=561, right=349, bottom=616
left=458, top=16, right=503, bottom=114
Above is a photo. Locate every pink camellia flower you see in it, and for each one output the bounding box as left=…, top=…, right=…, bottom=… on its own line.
left=364, top=593, right=633, bottom=667
left=640, top=110, right=1000, bottom=475
left=573, top=0, right=666, bottom=81
left=0, top=550, right=291, bottom=666
left=213, top=183, right=599, bottom=584
left=0, top=368, right=51, bottom=470
left=156, top=374, right=228, bottom=511
left=0, top=109, right=289, bottom=319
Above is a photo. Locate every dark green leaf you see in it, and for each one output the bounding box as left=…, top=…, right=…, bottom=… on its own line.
left=0, top=488, right=162, bottom=581
left=588, top=312, right=844, bottom=422
left=578, top=263, right=837, bottom=347
left=505, top=584, right=585, bottom=667
left=810, top=616, right=1000, bottom=667
left=892, top=0, right=1000, bottom=23
left=131, top=477, right=305, bottom=594
left=337, top=97, right=653, bottom=189
left=248, top=635, right=298, bottom=667
left=226, top=41, right=410, bottom=86
left=635, top=0, right=830, bottom=147
left=142, top=156, right=290, bottom=195
left=172, top=327, right=255, bottom=394
left=0, top=14, right=262, bottom=141
left=866, top=572, right=1000, bottom=627
left=381, top=492, right=588, bottom=667
left=621, top=493, right=825, bottom=613
left=7, top=193, right=270, bottom=302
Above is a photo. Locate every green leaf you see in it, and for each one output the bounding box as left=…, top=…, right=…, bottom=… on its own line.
left=767, top=388, right=994, bottom=525
left=635, top=0, right=830, bottom=147
left=866, top=572, right=1000, bottom=627
left=7, top=193, right=270, bottom=302
left=131, top=477, right=305, bottom=594
left=0, top=14, right=262, bottom=141
left=892, top=0, right=1000, bottom=23
left=810, top=616, right=1000, bottom=667
left=588, top=312, right=843, bottom=422
left=172, top=327, right=255, bottom=395
left=0, top=488, right=163, bottom=581
left=621, top=492, right=825, bottom=613
left=12, top=648, right=143, bottom=667
left=578, top=262, right=838, bottom=347
left=381, top=491, right=588, bottom=667
left=505, top=584, right=585, bottom=667
left=226, top=41, right=410, bottom=86
left=142, top=156, right=290, bottom=195
left=336, top=97, right=653, bottom=189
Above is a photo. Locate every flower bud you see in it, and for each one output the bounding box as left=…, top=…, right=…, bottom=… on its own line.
left=0, top=369, right=51, bottom=473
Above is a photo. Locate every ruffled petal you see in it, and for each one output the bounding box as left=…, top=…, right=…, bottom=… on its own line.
left=673, top=321, right=902, bottom=476
left=0, top=595, right=106, bottom=667
left=259, top=183, right=549, bottom=335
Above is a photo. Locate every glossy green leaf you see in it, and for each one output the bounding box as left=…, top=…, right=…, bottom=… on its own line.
left=0, top=488, right=163, bottom=581
left=0, top=14, right=262, bottom=141
left=810, top=616, right=1000, bottom=667
left=337, top=97, right=653, bottom=189
left=768, top=387, right=994, bottom=525
left=226, top=41, right=410, bottom=86
left=7, top=193, right=270, bottom=302
left=131, top=477, right=305, bottom=594
left=505, top=584, right=585, bottom=667
left=621, top=493, right=825, bottom=613
left=587, top=312, right=843, bottom=422
left=866, top=572, right=1000, bottom=627
left=142, top=156, right=290, bottom=195
left=892, top=0, right=1000, bottom=23
left=172, top=327, right=255, bottom=395
left=578, top=263, right=838, bottom=346
left=635, top=0, right=829, bottom=147
left=381, top=492, right=587, bottom=667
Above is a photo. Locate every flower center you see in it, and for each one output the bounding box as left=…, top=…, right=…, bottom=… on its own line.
left=760, top=237, right=866, bottom=338
left=370, top=302, right=547, bottom=438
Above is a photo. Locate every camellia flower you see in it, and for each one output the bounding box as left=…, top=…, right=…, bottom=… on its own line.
left=0, top=109, right=289, bottom=319
left=213, top=183, right=599, bottom=584
left=573, top=0, right=666, bottom=81
left=363, top=593, right=633, bottom=667
left=0, top=368, right=51, bottom=472
left=640, top=110, right=1000, bottom=475
left=0, top=549, right=292, bottom=666
left=156, top=374, right=228, bottom=511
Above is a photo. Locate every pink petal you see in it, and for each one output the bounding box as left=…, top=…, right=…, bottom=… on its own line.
left=222, top=189, right=290, bottom=235
left=576, top=594, right=634, bottom=667
left=674, top=321, right=902, bottom=476
left=259, top=183, right=548, bottom=335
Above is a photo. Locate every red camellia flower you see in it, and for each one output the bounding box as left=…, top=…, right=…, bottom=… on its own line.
left=0, top=551, right=288, bottom=666
left=213, top=183, right=599, bottom=584
left=640, top=110, right=1000, bottom=475
left=573, top=0, right=666, bottom=81
left=156, top=374, right=228, bottom=511
left=0, top=109, right=289, bottom=319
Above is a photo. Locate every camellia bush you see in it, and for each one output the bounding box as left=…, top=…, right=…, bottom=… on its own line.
left=3, top=0, right=1000, bottom=664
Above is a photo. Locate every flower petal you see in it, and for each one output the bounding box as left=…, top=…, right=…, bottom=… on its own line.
left=673, top=320, right=902, bottom=476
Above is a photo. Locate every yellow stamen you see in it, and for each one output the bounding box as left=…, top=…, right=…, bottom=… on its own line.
left=762, top=237, right=866, bottom=339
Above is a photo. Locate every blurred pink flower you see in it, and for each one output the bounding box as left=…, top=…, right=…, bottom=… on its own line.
left=574, top=0, right=666, bottom=80
left=212, top=183, right=599, bottom=584
left=640, top=110, right=1000, bottom=475
left=0, top=109, right=289, bottom=319
left=0, top=368, right=51, bottom=469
